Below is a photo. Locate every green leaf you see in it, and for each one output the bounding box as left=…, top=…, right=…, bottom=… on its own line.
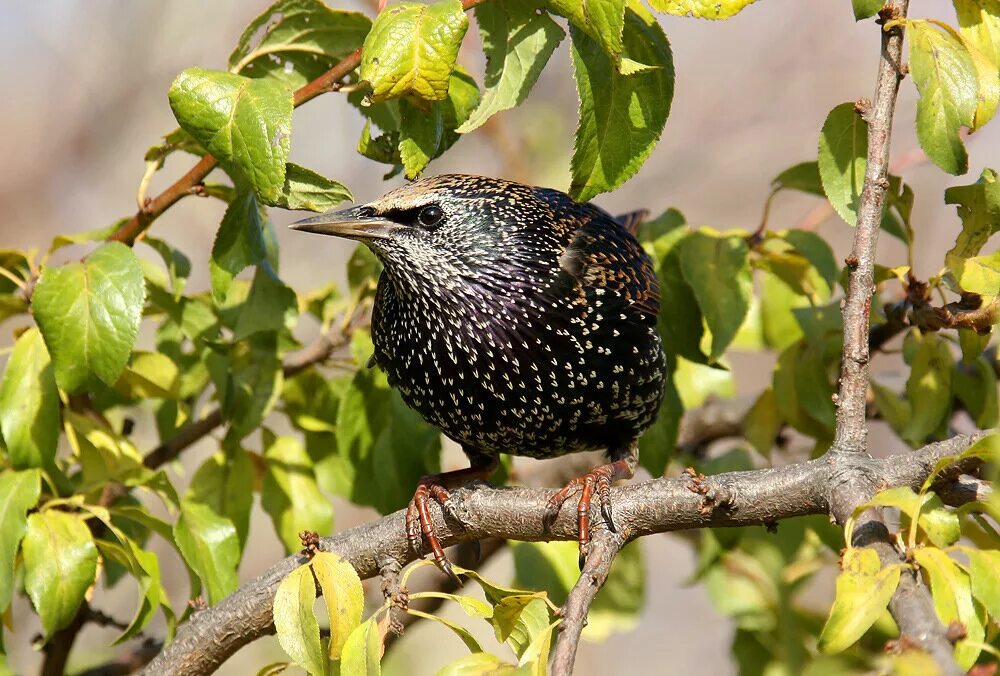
left=953, top=355, right=999, bottom=429
left=568, top=2, right=673, bottom=202
left=0, top=329, right=59, bottom=470
left=23, top=510, right=98, bottom=636
left=436, top=653, right=516, bottom=675
left=949, top=250, right=1000, bottom=294
left=955, top=0, right=1000, bottom=75
left=0, top=470, right=40, bottom=613
left=187, top=448, right=255, bottom=550
left=212, top=331, right=282, bottom=441
left=405, top=608, right=485, bottom=653
left=912, top=547, right=984, bottom=669
left=457, top=0, right=564, bottom=133
left=173, top=500, right=240, bottom=605
left=818, top=548, right=901, bottom=654
left=945, top=168, right=1000, bottom=261
left=309, top=552, right=364, bottom=659
left=229, top=0, right=371, bottom=89
left=908, top=19, right=979, bottom=175
left=360, top=0, right=469, bottom=104
left=274, top=163, right=353, bottom=212
left=742, top=388, right=782, bottom=456
left=548, top=0, right=636, bottom=72
left=817, top=102, right=867, bottom=225
left=655, top=233, right=709, bottom=364
left=646, top=0, right=758, bottom=20
left=233, top=264, right=298, bottom=341
left=771, top=161, right=823, bottom=196
left=115, top=351, right=181, bottom=400
left=679, top=230, right=752, bottom=362
left=966, top=548, right=1000, bottom=619
left=274, top=564, right=327, bottom=676
left=637, top=362, right=682, bottom=476
left=398, top=100, right=444, bottom=180
left=32, top=242, right=145, bottom=393
left=169, top=68, right=292, bottom=201
left=210, top=189, right=269, bottom=302
left=340, top=614, right=386, bottom=676
left=903, top=332, right=954, bottom=446
left=262, top=434, right=334, bottom=554
left=851, top=0, right=881, bottom=20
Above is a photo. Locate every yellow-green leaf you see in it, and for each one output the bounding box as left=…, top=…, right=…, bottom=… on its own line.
left=903, top=332, right=954, bottom=446
left=261, top=435, right=334, bottom=554
left=955, top=0, right=1000, bottom=125
left=965, top=548, right=1000, bottom=619
left=360, top=0, right=469, bottom=104
left=0, top=328, right=59, bottom=470
left=310, top=552, right=364, bottom=660
left=818, top=102, right=867, bottom=226
left=274, top=564, right=327, bottom=676
left=912, top=547, right=984, bottom=669
left=647, top=0, right=757, bottom=19
left=818, top=548, right=902, bottom=654
left=173, top=500, right=240, bottom=605
left=435, top=652, right=516, bottom=675
left=340, top=614, right=387, bottom=676
left=0, top=470, right=40, bottom=613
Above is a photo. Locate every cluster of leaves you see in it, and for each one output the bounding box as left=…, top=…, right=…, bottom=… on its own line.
left=0, top=0, right=997, bottom=673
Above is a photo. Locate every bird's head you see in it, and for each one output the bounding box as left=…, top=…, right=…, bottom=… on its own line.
left=290, top=174, right=569, bottom=295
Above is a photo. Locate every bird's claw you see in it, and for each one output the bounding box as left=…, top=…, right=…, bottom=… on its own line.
left=405, top=479, right=466, bottom=586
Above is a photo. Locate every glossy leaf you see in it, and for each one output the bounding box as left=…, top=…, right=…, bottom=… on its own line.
left=173, top=500, right=240, bottom=605
left=233, top=264, right=298, bottom=341
left=818, top=102, right=867, bottom=225
left=229, top=0, right=371, bottom=89
left=0, top=328, right=59, bottom=470
left=33, top=242, right=145, bottom=392
left=210, top=189, right=269, bottom=303
left=908, top=20, right=978, bottom=175
left=954, top=0, right=1000, bottom=75
left=851, top=0, right=881, bottom=21
left=771, top=161, right=823, bottom=196
left=212, top=331, right=282, bottom=441
left=23, top=510, right=98, bottom=636
left=679, top=230, right=752, bottom=362
left=912, top=547, right=984, bottom=669
left=398, top=100, right=444, bottom=180
left=457, top=0, right=564, bottom=133
left=0, top=470, right=40, bottom=613
left=169, top=68, right=292, bottom=201
left=187, top=448, right=255, bottom=550
left=262, top=434, right=333, bottom=554
left=274, top=564, right=327, bottom=676
left=647, top=0, right=758, bottom=19
left=569, top=3, right=673, bottom=201
left=274, top=163, right=353, bottom=212
left=818, top=548, right=901, bottom=654
left=548, top=0, right=639, bottom=72
left=360, top=0, right=469, bottom=104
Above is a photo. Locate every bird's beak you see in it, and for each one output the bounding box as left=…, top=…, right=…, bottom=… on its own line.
left=289, top=205, right=406, bottom=241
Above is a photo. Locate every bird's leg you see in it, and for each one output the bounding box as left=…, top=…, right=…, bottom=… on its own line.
left=544, top=443, right=638, bottom=568
left=405, top=455, right=498, bottom=582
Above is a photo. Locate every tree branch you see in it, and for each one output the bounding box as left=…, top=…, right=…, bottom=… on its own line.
left=141, top=433, right=986, bottom=676
left=832, top=0, right=909, bottom=455
left=549, top=531, right=621, bottom=675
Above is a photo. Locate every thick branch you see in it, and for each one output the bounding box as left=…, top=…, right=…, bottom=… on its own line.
left=142, top=433, right=984, bottom=676
left=833, top=1, right=908, bottom=454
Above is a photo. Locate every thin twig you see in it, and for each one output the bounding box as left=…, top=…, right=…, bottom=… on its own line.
left=549, top=531, right=621, bottom=675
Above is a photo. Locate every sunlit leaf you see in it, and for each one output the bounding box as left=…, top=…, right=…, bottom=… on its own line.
left=262, top=434, right=334, bottom=554
left=647, top=0, right=758, bottom=19
left=818, top=548, right=901, bottom=654
left=274, top=564, right=327, bottom=676
left=818, top=102, right=867, bottom=225
left=912, top=547, right=984, bottom=669
left=0, top=470, right=40, bottom=613
left=173, top=500, right=240, bottom=605
left=0, top=329, right=59, bottom=470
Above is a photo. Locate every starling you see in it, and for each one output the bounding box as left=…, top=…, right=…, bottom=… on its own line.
left=291, top=174, right=666, bottom=578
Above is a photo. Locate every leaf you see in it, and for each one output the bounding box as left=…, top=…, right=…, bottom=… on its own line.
left=212, top=331, right=283, bottom=441
left=262, top=434, right=334, bottom=553
left=32, top=242, right=145, bottom=392
left=340, top=614, right=387, bottom=676
left=908, top=19, right=979, bottom=175
left=679, top=230, right=752, bottom=362
left=210, top=190, right=269, bottom=302
left=818, top=548, right=901, bottom=654
left=547, top=0, right=634, bottom=72
left=771, top=161, right=823, bottom=196
left=912, top=547, right=984, bottom=669
left=953, top=355, right=999, bottom=429
left=457, top=0, right=564, bottom=133
left=23, top=510, right=98, bottom=636
left=274, top=564, right=327, bottom=676
left=309, top=552, right=364, bottom=659
left=233, top=264, right=298, bottom=341
left=169, top=68, right=292, bottom=201
left=851, top=0, right=882, bottom=21
left=0, top=329, right=59, bottom=470
left=0, top=470, right=40, bottom=613
left=405, top=608, right=485, bottom=653
left=436, top=652, right=516, bottom=675
left=114, top=351, right=181, bottom=401
left=637, top=362, right=682, bottom=476
left=187, top=448, right=255, bottom=550
left=360, top=0, right=469, bottom=104
left=742, top=388, right=782, bottom=456
left=655, top=233, right=709, bottom=364
left=817, top=102, right=867, bottom=225
left=954, top=0, right=1000, bottom=75
left=173, top=500, right=240, bottom=605
left=949, top=250, right=1000, bottom=294
left=229, top=0, right=371, bottom=89
left=273, top=163, right=353, bottom=212
left=965, top=548, right=1000, bottom=619
left=398, top=100, right=444, bottom=180
left=568, top=2, right=673, bottom=202
left=646, top=0, right=758, bottom=20
left=945, top=168, right=1000, bottom=262
left=903, top=332, right=954, bottom=446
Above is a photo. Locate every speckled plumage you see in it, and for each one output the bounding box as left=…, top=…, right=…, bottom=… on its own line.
left=362, top=174, right=667, bottom=461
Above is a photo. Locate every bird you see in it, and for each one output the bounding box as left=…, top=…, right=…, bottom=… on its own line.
left=291, top=174, right=667, bottom=580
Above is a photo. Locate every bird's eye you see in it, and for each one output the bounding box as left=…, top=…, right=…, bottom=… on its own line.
left=417, top=205, right=444, bottom=229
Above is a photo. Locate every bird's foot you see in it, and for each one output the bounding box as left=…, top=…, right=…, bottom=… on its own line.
left=404, top=462, right=497, bottom=583
left=543, top=455, right=637, bottom=569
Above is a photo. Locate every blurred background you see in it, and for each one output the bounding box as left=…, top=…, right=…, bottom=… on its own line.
left=1, top=0, right=997, bottom=673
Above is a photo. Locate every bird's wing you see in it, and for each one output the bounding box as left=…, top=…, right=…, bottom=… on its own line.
left=614, top=209, right=649, bottom=236
left=557, top=216, right=661, bottom=324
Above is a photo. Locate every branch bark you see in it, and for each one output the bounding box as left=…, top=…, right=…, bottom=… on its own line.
left=141, top=433, right=986, bottom=676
